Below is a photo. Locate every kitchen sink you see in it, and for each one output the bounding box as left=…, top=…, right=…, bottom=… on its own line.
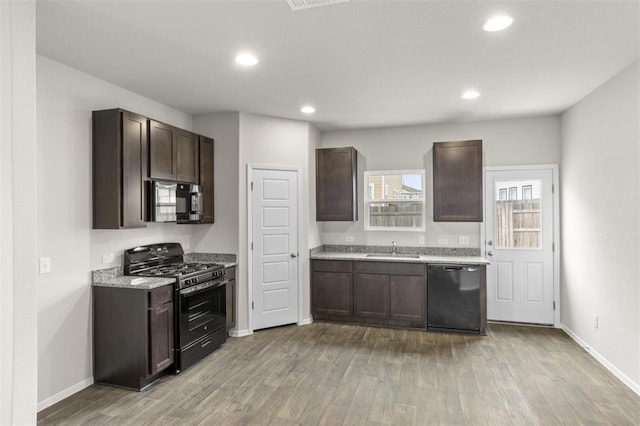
left=366, top=253, right=421, bottom=259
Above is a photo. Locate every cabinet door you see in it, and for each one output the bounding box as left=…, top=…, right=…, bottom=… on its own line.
left=389, top=275, right=425, bottom=324
left=176, top=129, right=199, bottom=183
left=433, top=140, right=483, bottom=222
left=199, top=136, right=215, bottom=223
left=316, top=147, right=358, bottom=221
left=226, top=267, right=236, bottom=329
left=312, top=271, right=354, bottom=318
left=148, top=301, right=174, bottom=375
left=121, top=111, right=148, bottom=228
left=355, top=273, right=389, bottom=320
left=149, top=120, right=176, bottom=181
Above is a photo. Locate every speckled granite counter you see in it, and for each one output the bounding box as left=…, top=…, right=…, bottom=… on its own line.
left=311, top=251, right=489, bottom=265
left=91, top=252, right=238, bottom=290
left=310, top=245, right=488, bottom=265
left=92, top=275, right=175, bottom=290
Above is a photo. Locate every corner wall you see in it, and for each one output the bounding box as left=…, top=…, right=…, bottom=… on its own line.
left=1, top=1, right=37, bottom=423
left=36, top=55, right=201, bottom=409
left=560, top=60, right=640, bottom=393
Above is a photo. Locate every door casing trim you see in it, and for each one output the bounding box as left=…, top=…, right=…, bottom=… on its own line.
left=481, top=164, right=560, bottom=327
left=247, top=164, right=303, bottom=334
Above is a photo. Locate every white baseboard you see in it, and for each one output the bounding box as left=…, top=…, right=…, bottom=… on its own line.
left=561, top=324, right=640, bottom=396
left=229, top=328, right=252, bottom=337
left=37, top=377, right=94, bottom=412
left=298, top=317, right=313, bottom=326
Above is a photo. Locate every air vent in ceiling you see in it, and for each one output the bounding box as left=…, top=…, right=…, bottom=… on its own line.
left=286, top=0, right=349, bottom=12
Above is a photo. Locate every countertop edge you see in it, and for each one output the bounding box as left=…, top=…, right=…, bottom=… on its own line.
left=310, top=253, right=489, bottom=265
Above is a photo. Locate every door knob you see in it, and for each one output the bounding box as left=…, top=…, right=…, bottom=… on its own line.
left=290, top=253, right=298, bottom=258
left=487, top=251, right=494, bottom=256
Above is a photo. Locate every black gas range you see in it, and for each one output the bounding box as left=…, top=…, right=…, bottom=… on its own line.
left=124, top=243, right=227, bottom=372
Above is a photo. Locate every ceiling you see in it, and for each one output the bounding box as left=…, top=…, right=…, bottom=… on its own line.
left=36, top=0, right=639, bottom=131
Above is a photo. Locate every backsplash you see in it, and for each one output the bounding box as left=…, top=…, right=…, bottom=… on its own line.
left=184, top=252, right=237, bottom=263
left=311, top=244, right=480, bottom=257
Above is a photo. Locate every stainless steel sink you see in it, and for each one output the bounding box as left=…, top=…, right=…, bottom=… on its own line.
left=366, top=253, right=420, bottom=259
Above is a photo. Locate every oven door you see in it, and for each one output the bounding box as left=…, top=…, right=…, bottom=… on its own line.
left=178, top=279, right=227, bottom=350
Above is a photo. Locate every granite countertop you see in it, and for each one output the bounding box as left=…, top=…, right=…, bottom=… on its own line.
left=311, top=252, right=489, bottom=265
left=91, top=252, right=238, bottom=289
left=92, top=275, right=175, bottom=290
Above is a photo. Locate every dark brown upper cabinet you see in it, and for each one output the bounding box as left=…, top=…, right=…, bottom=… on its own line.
left=433, top=139, right=483, bottom=222
left=316, top=147, right=358, bottom=221
left=176, top=128, right=199, bottom=184
left=92, top=108, right=148, bottom=229
left=149, top=120, right=176, bottom=181
left=149, top=121, right=199, bottom=184
left=199, top=136, right=215, bottom=223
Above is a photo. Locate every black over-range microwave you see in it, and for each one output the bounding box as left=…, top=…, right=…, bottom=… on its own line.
left=148, top=180, right=203, bottom=224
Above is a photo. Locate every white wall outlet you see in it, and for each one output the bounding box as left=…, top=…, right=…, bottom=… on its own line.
left=437, top=238, right=448, bottom=245
left=344, top=235, right=355, bottom=243
left=39, top=257, right=51, bottom=274
left=102, top=253, right=114, bottom=264
left=459, top=235, right=470, bottom=245
left=418, top=235, right=425, bottom=245
left=183, top=242, right=191, bottom=250
left=593, top=314, right=599, bottom=329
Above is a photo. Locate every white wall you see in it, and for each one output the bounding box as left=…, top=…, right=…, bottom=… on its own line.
left=560, top=60, right=639, bottom=392
left=36, top=55, right=206, bottom=409
left=319, top=115, right=560, bottom=248
left=236, top=113, right=314, bottom=334
left=1, top=1, right=38, bottom=423
left=192, top=112, right=240, bottom=254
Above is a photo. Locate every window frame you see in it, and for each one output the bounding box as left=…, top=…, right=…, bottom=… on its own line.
left=363, top=169, right=426, bottom=232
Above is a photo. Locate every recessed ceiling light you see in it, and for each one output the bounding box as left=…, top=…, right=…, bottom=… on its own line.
left=462, top=90, right=480, bottom=100
left=483, top=15, right=513, bottom=32
left=301, top=106, right=316, bottom=114
left=235, top=53, right=258, bottom=66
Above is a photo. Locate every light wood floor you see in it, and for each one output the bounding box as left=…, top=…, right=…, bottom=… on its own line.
left=39, top=322, right=639, bottom=425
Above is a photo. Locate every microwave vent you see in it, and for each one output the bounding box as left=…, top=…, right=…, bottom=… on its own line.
left=286, top=0, right=349, bottom=12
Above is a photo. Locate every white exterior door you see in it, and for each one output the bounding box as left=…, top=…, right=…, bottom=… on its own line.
left=251, top=168, right=299, bottom=330
left=484, top=167, right=556, bottom=325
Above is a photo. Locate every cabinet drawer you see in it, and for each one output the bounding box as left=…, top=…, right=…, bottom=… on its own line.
left=149, top=285, right=173, bottom=308
left=356, top=261, right=425, bottom=277
left=312, top=259, right=353, bottom=273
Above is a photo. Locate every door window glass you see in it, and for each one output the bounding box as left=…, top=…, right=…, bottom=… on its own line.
left=495, top=179, right=542, bottom=249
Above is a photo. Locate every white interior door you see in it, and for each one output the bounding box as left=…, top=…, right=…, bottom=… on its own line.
left=251, top=168, right=299, bottom=330
left=485, top=167, right=556, bottom=325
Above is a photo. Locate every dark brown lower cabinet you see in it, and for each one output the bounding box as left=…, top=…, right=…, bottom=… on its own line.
left=311, top=260, right=354, bottom=321
left=225, top=266, right=236, bottom=330
left=93, top=284, right=174, bottom=391
left=355, top=261, right=426, bottom=328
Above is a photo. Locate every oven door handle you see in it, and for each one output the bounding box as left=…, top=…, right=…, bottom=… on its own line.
left=179, top=279, right=228, bottom=297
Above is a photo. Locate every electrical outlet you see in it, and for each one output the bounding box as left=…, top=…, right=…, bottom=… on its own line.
left=418, top=235, right=425, bottom=245
left=593, top=314, right=599, bottom=329
left=39, top=257, right=51, bottom=274
left=438, top=238, right=448, bottom=245
left=183, top=242, right=191, bottom=250
left=102, top=253, right=114, bottom=264
left=344, top=235, right=354, bottom=243
left=459, top=235, right=470, bottom=245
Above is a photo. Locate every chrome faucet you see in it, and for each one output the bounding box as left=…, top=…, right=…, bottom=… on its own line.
left=391, top=240, right=397, bottom=255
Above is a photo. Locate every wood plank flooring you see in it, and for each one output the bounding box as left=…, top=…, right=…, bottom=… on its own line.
left=38, top=322, right=640, bottom=425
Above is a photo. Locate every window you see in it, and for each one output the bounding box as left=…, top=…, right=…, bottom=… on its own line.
left=364, top=170, right=426, bottom=231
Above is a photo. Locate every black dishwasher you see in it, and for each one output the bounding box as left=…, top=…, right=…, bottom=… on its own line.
left=427, top=264, right=481, bottom=333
